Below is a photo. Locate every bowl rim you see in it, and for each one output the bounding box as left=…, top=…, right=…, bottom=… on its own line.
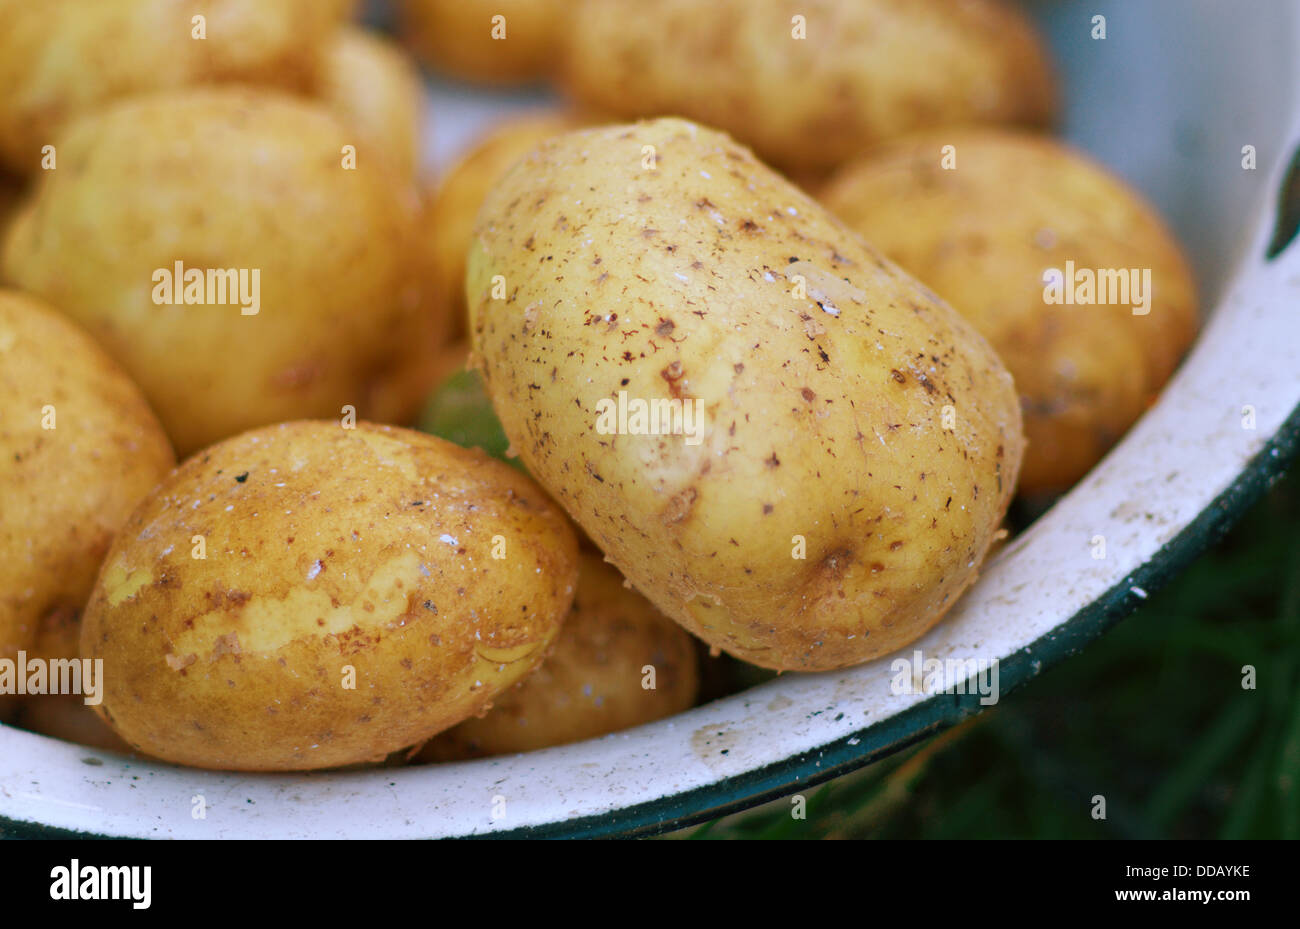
left=4, top=389, right=1297, bottom=841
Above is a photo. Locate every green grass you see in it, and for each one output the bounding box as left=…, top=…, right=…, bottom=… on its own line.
left=685, top=470, right=1300, bottom=839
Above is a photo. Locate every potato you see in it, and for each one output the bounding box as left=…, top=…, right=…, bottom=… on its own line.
left=0, top=174, right=22, bottom=248
left=400, top=0, right=562, bottom=85
left=315, top=26, right=425, bottom=182
left=821, top=130, right=1200, bottom=494
left=80, top=421, right=580, bottom=771
left=14, top=697, right=133, bottom=753
left=0, top=289, right=175, bottom=662
left=2, top=89, right=439, bottom=457
left=561, top=0, right=1057, bottom=177
left=420, top=552, right=699, bottom=759
left=468, top=119, right=1024, bottom=671
left=0, top=0, right=337, bottom=174
left=325, top=0, right=359, bottom=22
left=423, top=113, right=580, bottom=339
left=12, top=604, right=134, bottom=755
left=428, top=340, right=472, bottom=393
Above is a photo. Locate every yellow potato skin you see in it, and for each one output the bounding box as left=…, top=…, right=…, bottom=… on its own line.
left=2, top=89, right=434, bottom=458
left=0, top=290, right=175, bottom=662
left=821, top=130, right=1199, bottom=494
left=12, top=603, right=135, bottom=755
left=468, top=119, right=1024, bottom=671
left=325, top=0, right=359, bottom=22
left=15, top=697, right=133, bottom=753
left=315, top=26, right=425, bottom=182
left=400, top=0, right=562, bottom=85
left=80, top=421, right=580, bottom=771
left=0, top=0, right=336, bottom=174
left=0, top=175, right=22, bottom=250
left=421, top=552, right=699, bottom=759
left=561, top=0, right=1057, bottom=176
left=423, top=113, right=580, bottom=339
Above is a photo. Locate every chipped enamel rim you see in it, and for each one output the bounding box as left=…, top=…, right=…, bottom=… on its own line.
left=4, top=4, right=1300, bottom=839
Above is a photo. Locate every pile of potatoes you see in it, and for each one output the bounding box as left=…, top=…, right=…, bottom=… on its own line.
left=0, top=0, right=1197, bottom=772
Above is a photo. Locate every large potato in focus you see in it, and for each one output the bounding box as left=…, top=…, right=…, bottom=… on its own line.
left=0, top=289, right=174, bottom=662
left=3, top=89, right=437, bottom=457
left=316, top=26, right=424, bottom=182
left=562, top=0, right=1056, bottom=176
left=400, top=0, right=561, bottom=85
left=423, top=113, right=578, bottom=338
left=468, top=119, right=1024, bottom=671
left=421, top=552, right=699, bottom=759
left=80, top=421, right=580, bottom=771
left=821, top=130, right=1200, bottom=494
left=0, top=0, right=337, bottom=174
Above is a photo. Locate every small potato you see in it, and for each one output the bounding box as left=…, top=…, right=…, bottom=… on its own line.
left=315, top=26, right=425, bottom=182
left=12, top=605, right=134, bottom=755
left=81, top=421, right=579, bottom=771
left=562, top=0, right=1057, bottom=176
left=325, top=0, right=359, bottom=21
left=400, top=0, right=562, bottom=85
left=468, top=119, right=1024, bottom=671
left=3, top=89, right=438, bottom=457
left=0, top=175, right=22, bottom=248
left=0, top=0, right=337, bottom=174
left=421, top=552, right=699, bottom=759
left=821, top=130, right=1200, bottom=494
left=14, top=697, right=133, bottom=753
left=422, top=113, right=580, bottom=339
left=0, top=289, right=174, bottom=662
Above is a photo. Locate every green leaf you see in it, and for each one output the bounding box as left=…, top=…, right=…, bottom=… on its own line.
left=416, top=368, right=524, bottom=471
left=1146, top=696, right=1261, bottom=829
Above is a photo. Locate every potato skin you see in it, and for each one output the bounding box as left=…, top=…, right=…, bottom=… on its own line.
left=821, top=130, right=1199, bottom=494
left=0, top=290, right=175, bottom=662
left=400, top=0, right=561, bottom=84
left=421, top=552, right=699, bottom=759
left=315, top=26, right=425, bottom=182
left=423, top=113, right=580, bottom=339
left=14, top=697, right=133, bottom=753
left=468, top=119, right=1024, bottom=671
left=561, top=0, right=1057, bottom=176
left=325, top=0, right=358, bottom=21
left=0, top=175, right=22, bottom=251
left=80, top=421, right=579, bottom=771
left=0, top=0, right=336, bottom=174
left=12, top=603, right=135, bottom=755
left=2, top=89, right=435, bottom=457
